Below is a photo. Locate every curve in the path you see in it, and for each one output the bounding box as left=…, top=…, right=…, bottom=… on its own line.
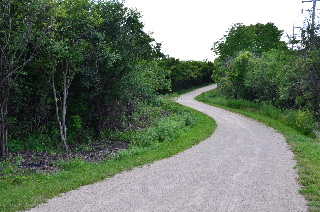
left=27, top=85, right=308, bottom=212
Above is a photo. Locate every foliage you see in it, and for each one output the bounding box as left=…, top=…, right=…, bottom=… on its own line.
left=0, top=0, right=52, bottom=157
left=1, top=0, right=213, bottom=156
left=130, top=109, right=197, bottom=148
left=158, top=57, right=214, bottom=91
left=245, top=49, right=296, bottom=104
left=213, top=51, right=252, bottom=99
left=227, top=51, right=252, bottom=99
left=212, top=23, right=289, bottom=103
left=212, top=20, right=320, bottom=121
left=0, top=0, right=174, bottom=153
left=212, top=22, right=287, bottom=60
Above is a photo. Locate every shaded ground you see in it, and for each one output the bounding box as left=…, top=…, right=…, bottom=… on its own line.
left=0, top=140, right=130, bottom=175
left=0, top=107, right=172, bottom=175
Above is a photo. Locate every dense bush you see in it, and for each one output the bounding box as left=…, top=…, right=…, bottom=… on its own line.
left=0, top=0, right=171, bottom=155
left=212, top=21, right=320, bottom=122
left=158, top=57, right=214, bottom=91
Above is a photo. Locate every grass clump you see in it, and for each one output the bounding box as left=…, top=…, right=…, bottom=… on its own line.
left=196, top=88, right=320, bottom=212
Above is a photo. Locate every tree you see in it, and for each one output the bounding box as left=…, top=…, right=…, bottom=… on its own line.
left=294, top=50, right=320, bottom=119
left=78, top=0, right=163, bottom=132
left=212, top=22, right=289, bottom=101
left=295, top=10, right=320, bottom=119
left=42, top=0, right=101, bottom=150
left=212, top=22, right=287, bottom=60
left=213, top=51, right=252, bottom=99
left=0, top=0, right=49, bottom=157
left=244, top=49, right=295, bottom=104
left=227, top=51, right=252, bottom=99
left=0, top=0, right=169, bottom=154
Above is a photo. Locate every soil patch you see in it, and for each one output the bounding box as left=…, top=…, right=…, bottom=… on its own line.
left=0, top=140, right=130, bottom=174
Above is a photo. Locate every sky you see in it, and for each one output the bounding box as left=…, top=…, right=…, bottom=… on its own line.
left=123, top=0, right=314, bottom=61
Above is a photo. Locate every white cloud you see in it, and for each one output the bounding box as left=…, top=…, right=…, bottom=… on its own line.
left=124, top=0, right=310, bottom=61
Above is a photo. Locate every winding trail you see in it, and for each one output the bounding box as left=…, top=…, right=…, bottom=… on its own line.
left=27, top=85, right=308, bottom=212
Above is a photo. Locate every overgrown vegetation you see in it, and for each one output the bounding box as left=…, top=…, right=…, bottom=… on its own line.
left=0, top=0, right=166, bottom=155
left=0, top=0, right=213, bottom=157
left=212, top=21, right=320, bottom=122
left=158, top=58, right=213, bottom=91
left=196, top=88, right=320, bottom=211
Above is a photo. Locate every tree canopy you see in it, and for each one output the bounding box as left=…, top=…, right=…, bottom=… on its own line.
left=212, top=22, right=287, bottom=60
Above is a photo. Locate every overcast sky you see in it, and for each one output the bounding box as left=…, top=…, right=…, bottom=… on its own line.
left=124, top=0, right=313, bottom=61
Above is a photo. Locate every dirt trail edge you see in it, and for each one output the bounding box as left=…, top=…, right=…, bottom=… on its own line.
left=27, top=85, right=308, bottom=212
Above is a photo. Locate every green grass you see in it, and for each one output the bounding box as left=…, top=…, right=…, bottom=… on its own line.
left=0, top=100, right=216, bottom=212
left=196, top=88, right=320, bottom=212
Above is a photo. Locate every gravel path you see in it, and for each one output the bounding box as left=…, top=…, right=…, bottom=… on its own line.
left=27, top=85, right=308, bottom=212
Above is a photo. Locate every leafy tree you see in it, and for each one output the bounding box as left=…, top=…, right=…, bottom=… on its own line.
left=77, top=0, right=163, bottom=133
left=227, top=51, right=252, bottom=99
left=212, top=22, right=289, bottom=102
left=213, top=51, right=252, bottom=99
left=244, top=49, right=295, bottom=104
left=0, top=0, right=50, bottom=156
left=294, top=50, right=320, bottom=119
left=37, top=0, right=102, bottom=150
left=298, top=12, right=320, bottom=119
left=213, top=22, right=287, bottom=60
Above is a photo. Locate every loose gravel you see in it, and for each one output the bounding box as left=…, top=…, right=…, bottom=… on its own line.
left=26, top=85, right=308, bottom=212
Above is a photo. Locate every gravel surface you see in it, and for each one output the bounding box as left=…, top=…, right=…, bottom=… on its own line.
left=26, top=85, right=308, bottom=212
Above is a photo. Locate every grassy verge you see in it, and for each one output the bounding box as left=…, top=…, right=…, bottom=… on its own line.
left=0, top=99, right=216, bottom=212
left=196, top=88, right=320, bottom=212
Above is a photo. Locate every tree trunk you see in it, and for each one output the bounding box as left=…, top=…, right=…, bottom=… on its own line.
left=51, top=59, right=72, bottom=151
left=0, top=106, right=5, bottom=158
left=52, top=73, right=68, bottom=150
left=61, top=70, right=68, bottom=150
left=0, top=76, right=10, bottom=158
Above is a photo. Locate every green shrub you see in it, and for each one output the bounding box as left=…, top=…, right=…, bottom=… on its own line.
left=295, top=110, right=315, bottom=135
left=260, top=103, right=282, bottom=119
left=156, top=118, right=183, bottom=142
left=128, top=105, right=198, bottom=149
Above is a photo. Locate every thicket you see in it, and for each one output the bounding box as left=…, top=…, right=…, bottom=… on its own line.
left=0, top=0, right=213, bottom=158
left=158, top=57, right=214, bottom=91
left=0, top=0, right=170, bottom=156
left=212, top=21, right=320, bottom=127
